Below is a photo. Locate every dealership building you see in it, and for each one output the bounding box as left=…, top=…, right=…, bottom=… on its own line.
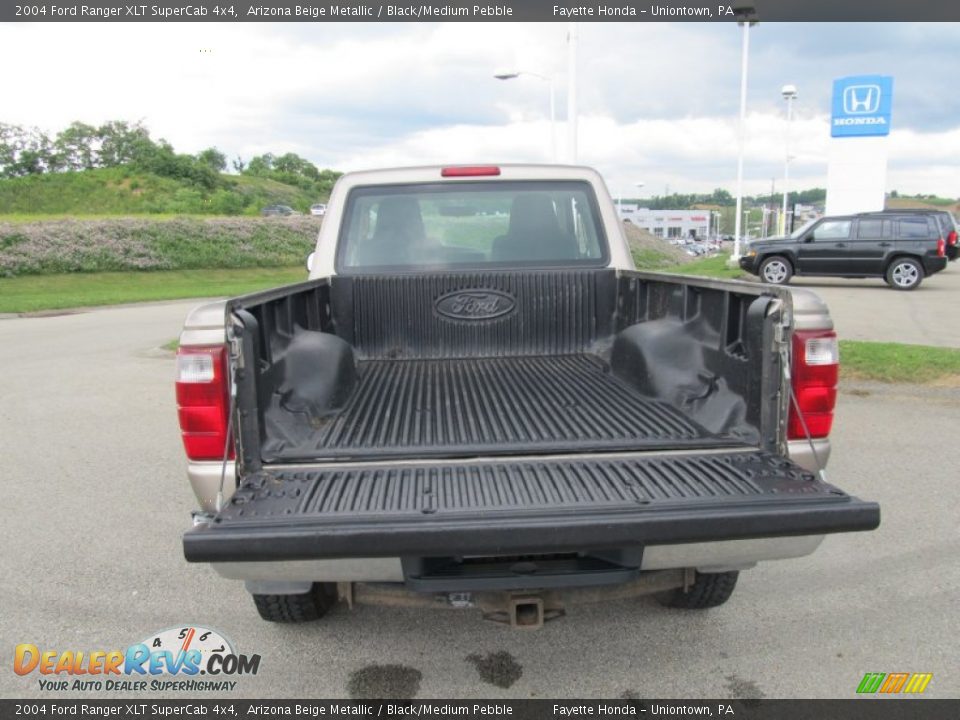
left=617, top=204, right=713, bottom=239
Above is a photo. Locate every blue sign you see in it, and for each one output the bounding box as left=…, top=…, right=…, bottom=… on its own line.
left=831, top=75, right=894, bottom=138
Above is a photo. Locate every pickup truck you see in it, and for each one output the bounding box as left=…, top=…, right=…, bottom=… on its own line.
left=178, top=165, right=879, bottom=627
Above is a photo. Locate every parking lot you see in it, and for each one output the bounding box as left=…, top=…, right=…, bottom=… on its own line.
left=1, top=283, right=958, bottom=699
left=791, top=273, right=960, bottom=347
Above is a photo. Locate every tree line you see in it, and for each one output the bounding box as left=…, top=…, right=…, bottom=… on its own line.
left=0, top=120, right=341, bottom=198
left=628, top=187, right=828, bottom=210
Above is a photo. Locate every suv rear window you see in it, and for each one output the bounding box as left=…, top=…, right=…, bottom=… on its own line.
left=337, top=181, right=608, bottom=272
left=897, top=217, right=936, bottom=239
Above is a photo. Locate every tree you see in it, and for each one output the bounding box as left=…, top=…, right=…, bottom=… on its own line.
left=196, top=147, right=227, bottom=172
left=244, top=153, right=275, bottom=176
left=52, top=121, right=99, bottom=171
left=0, top=123, right=54, bottom=177
left=97, top=121, right=154, bottom=167
left=232, top=155, right=246, bottom=173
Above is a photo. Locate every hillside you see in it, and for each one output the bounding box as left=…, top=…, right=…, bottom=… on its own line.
left=623, top=222, right=693, bottom=269
left=0, top=167, right=320, bottom=216
left=885, top=197, right=960, bottom=215
left=0, top=216, right=320, bottom=276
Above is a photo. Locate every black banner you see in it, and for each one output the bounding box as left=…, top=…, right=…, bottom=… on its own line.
left=4, top=0, right=960, bottom=23
left=1, top=700, right=958, bottom=719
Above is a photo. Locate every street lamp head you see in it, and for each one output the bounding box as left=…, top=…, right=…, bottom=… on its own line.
left=494, top=71, right=520, bottom=81
left=733, top=5, right=757, bottom=25
left=781, top=84, right=798, bottom=100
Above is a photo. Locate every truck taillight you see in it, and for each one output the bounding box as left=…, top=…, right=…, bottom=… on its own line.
left=176, top=345, right=233, bottom=461
left=788, top=330, right=838, bottom=440
left=936, top=238, right=946, bottom=257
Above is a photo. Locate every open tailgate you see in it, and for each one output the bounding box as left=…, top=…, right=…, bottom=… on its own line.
left=183, top=450, right=879, bottom=563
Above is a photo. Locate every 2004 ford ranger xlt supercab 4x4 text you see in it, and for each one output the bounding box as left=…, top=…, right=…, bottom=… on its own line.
left=177, top=165, right=879, bottom=627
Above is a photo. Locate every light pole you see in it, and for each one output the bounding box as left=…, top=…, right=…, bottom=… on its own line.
left=781, top=84, right=798, bottom=236
left=732, top=6, right=757, bottom=262
left=495, top=71, right=557, bottom=161
left=567, top=22, right=578, bottom=163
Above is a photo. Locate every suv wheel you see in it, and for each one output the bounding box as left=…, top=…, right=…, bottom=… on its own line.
left=886, top=258, right=923, bottom=290
left=656, top=571, right=739, bottom=609
left=253, top=583, right=338, bottom=623
left=759, top=256, right=792, bottom=285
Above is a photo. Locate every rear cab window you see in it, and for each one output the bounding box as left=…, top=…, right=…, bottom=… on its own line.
left=336, top=180, right=609, bottom=273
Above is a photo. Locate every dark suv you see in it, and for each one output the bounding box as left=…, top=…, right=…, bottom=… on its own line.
left=739, top=211, right=949, bottom=290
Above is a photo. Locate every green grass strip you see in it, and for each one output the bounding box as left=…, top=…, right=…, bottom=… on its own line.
left=0, top=267, right=306, bottom=313
left=840, top=340, right=960, bottom=384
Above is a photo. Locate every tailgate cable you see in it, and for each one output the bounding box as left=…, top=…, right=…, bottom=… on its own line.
left=779, top=320, right=828, bottom=483
left=215, top=325, right=240, bottom=513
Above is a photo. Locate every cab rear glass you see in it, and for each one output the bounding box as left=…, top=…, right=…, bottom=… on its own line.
left=336, top=180, right=609, bottom=272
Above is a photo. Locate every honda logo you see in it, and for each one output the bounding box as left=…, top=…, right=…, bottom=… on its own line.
left=843, top=85, right=881, bottom=115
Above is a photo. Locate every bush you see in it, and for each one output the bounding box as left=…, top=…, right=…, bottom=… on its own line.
left=0, top=216, right=322, bottom=277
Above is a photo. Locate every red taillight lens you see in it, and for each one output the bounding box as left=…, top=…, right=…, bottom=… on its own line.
left=948, top=230, right=958, bottom=246
left=441, top=166, right=501, bottom=177
left=788, top=330, right=839, bottom=440
left=936, top=238, right=946, bottom=257
left=175, top=345, right=233, bottom=461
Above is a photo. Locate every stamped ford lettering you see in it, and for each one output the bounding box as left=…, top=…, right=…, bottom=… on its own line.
left=435, top=290, right=516, bottom=320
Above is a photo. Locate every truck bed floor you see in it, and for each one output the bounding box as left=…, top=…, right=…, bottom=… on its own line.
left=263, top=354, right=739, bottom=461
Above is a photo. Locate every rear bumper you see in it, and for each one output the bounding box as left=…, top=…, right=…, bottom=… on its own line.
left=183, top=450, right=879, bottom=565
left=924, top=256, right=948, bottom=275
left=209, top=535, right=826, bottom=583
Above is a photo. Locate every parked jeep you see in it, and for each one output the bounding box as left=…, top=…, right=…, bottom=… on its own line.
left=740, top=211, right=949, bottom=290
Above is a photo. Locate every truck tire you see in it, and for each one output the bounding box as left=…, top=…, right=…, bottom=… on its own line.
left=253, top=583, right=338, bottom=623
left=885, top=257, right=923, bottom=290
left=758, top=256, right=792, bottom=285
left=656, top=571, right=739, bottom=609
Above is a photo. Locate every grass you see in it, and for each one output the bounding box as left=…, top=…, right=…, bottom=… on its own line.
left=669, top=252, right=746, bottom=280
left=0, top=267, right=306, bottom=313
left=630, top=246, right=684, bottom=271
left=840, top=340, right=960, bottom=384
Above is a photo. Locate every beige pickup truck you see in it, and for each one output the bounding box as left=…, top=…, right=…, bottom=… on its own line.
left=176, top=165, right=879, bottom=627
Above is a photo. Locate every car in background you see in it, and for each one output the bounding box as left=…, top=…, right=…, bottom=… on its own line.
left=739, top=211, right=948, bottom=290
left=261, top=204, right=300, bottom=217
left=310, top=203, right=328, bottom=216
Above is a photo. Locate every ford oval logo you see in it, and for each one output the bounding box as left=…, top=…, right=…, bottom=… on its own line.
left=435, top=289, right=516, bottom=320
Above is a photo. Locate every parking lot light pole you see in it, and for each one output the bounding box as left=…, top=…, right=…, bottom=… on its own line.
left=568, top=22, right=579, bottom=163
left=495, top=71, right=557, bottom=161
left=731, top=6, right=757, bottom=262
left=781, top=84, right=798, bottom=235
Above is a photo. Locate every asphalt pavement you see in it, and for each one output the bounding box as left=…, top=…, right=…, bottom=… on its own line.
left=789, top=269, right=960, bottom=347
left=1, top=299, right=957, bottom=700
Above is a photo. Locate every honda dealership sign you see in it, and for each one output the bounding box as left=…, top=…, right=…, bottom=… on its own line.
left=831, top=75, right=894, bottom=137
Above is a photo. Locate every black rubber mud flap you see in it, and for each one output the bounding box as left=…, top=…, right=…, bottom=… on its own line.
left=183, top=450, right=879, bottom=563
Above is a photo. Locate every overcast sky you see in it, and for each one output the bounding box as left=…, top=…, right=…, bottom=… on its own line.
left=2, top=21, right=958, bottom=197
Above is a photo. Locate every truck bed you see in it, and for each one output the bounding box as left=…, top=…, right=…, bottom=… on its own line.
left=239, top=270, right=782, bottom=467
left=261, top=353, right=736, bottom=462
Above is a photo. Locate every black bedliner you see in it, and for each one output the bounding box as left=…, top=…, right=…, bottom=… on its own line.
left=183, top=450, right=880, bottom=563
left=234, top=270, right=786, bottom=467
left=261, top=354, right=740, bottom=462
